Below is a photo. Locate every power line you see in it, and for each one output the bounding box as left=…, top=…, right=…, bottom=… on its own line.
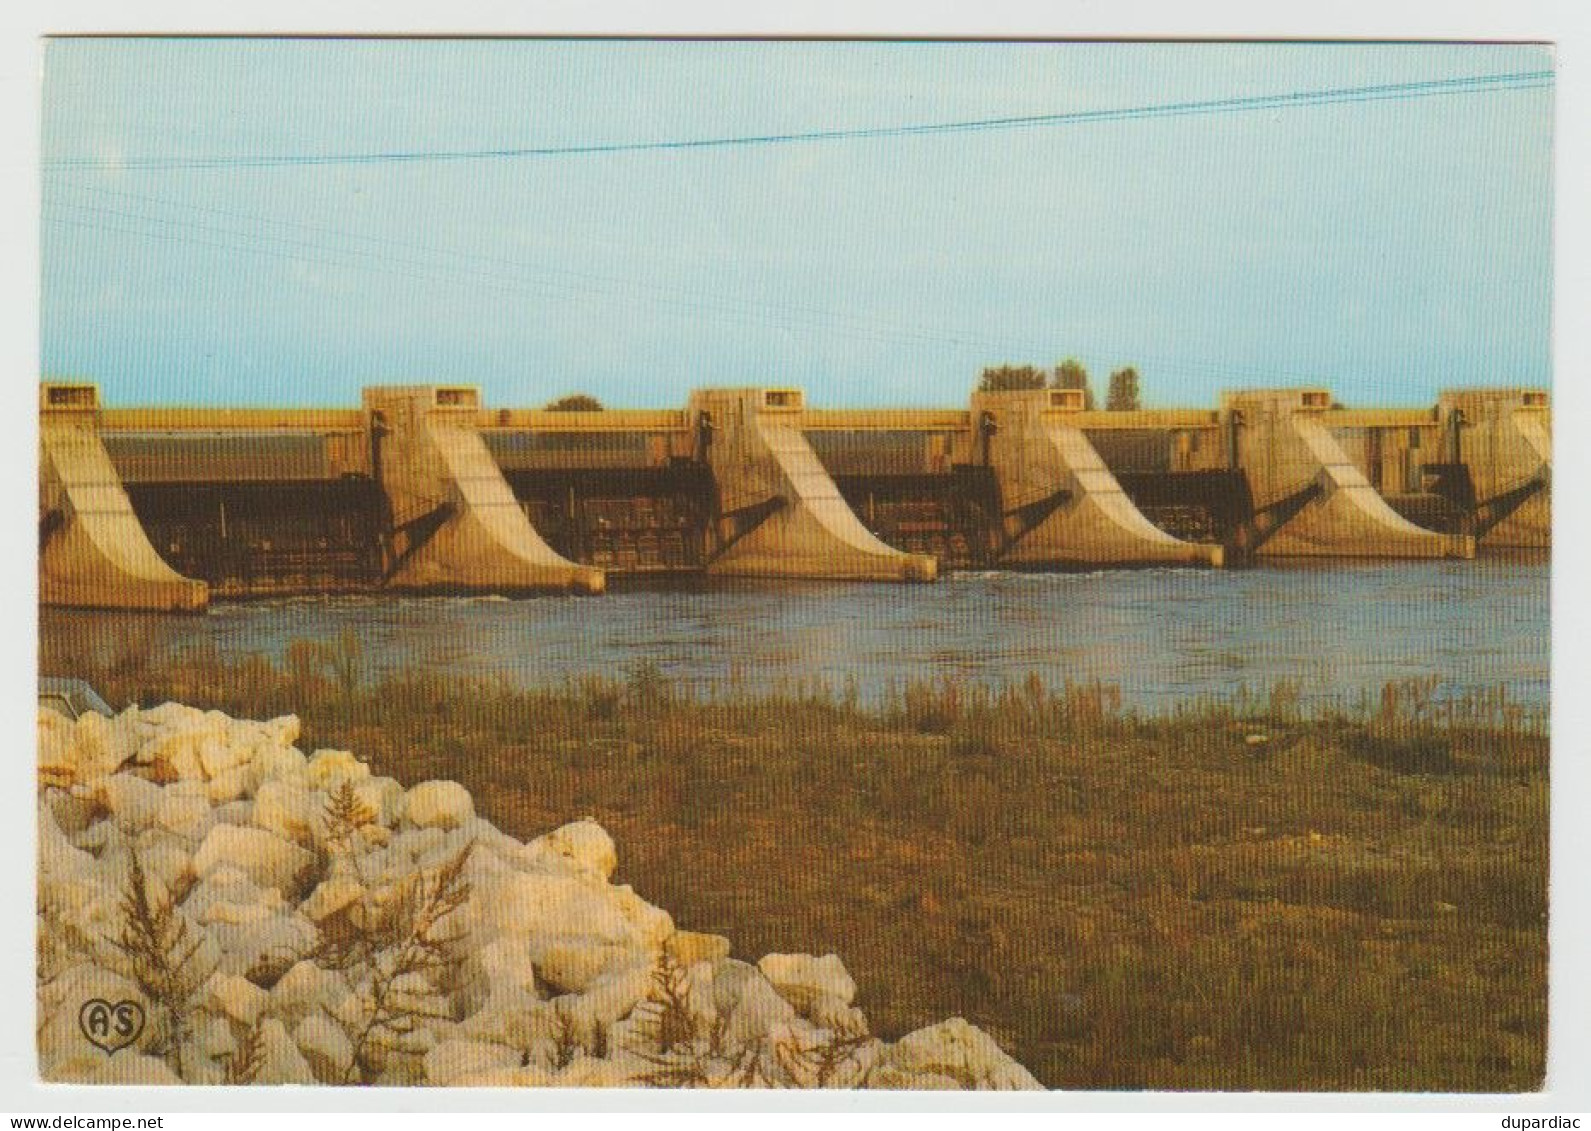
left=43, top=70, right=1551, bottom=173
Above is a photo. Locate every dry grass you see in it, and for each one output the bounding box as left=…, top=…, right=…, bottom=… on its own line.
left=78, top=645, right=1548, bottom=1092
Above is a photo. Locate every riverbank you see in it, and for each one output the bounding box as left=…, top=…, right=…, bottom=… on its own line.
left=59, top=644, right=1549, bottom=1091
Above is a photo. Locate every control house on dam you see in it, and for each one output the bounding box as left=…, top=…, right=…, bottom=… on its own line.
left=38, top=380, right=1551, bottom=613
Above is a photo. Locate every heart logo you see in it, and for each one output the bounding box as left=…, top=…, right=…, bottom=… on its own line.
left=78, top=998, right=145, bottom=1055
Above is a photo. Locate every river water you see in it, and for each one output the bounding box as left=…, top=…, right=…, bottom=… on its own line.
left=40, top=554, right=1549, bottom=716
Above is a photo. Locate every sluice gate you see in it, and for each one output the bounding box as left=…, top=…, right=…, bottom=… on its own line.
left=38, top=380, right=1551, bottom=611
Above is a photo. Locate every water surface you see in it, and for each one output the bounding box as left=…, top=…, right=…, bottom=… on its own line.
left=40, top=554, right=1549, bottom=714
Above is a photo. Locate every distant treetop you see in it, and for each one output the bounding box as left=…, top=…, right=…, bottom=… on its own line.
left=545, top=394, right=603, bottom=411
left=978, top=365, right=1047, bottom=392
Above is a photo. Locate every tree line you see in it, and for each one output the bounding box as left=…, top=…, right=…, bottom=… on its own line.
left=977, top=360, right=1141, bottom=411
left=546, top=362, right=1143, bottom=413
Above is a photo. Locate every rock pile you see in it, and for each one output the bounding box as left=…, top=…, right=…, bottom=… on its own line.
left=37, top=702, right=1041, bottom=1090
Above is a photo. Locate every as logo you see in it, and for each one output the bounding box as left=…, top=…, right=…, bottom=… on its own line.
left=78, top=998, right=145, bottom=1055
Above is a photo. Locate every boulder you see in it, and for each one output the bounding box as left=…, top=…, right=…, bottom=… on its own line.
left=534, top=940, right=642, bottom=996
left=184, top=866, right=286, bottom=926
left=268, top=961, right=350, bottom=1029
left=209, top=911, right=316, bottom=984
left=206, top=762, right=261, bottom=805
left=201, top=971, right=270, bottom=1028
left=256, top=1017, right=317, bottom=1085
left=198, top=732, right=255, bottom=780
left=156, top=782, right=215, bottom=841
left=303, top=749, right=369, bottom=790
left=666, top=930, right=732, bottom=967
left=293, top=1013, right=354, bottom=1084
left=870, top=1017, right=1042, bottom=1090
left=97, top=774, right=165, bottom=834
left=457, top=937, right=542, bottom=1017
left=192, top=824, right=315, bottom=896
left=300, top=877, right=365, bottom=923
left=252, top=779, right=322, bottom=846
left=522, top=819, right=617, bottom=880
left=403, top=780, right=474, bottom=830
left=712, top=960, right=797, bottom=1047
left=253, top=743, right=309, bottom=785
left=352, top=776, right=406, bottom=828
left=757, top=952, right=858, bottom=1011
left=424, top=1038, right=524, bottom=1086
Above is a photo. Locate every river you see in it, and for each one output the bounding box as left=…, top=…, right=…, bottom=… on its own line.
left=40, top=553, right=1549, bottom=716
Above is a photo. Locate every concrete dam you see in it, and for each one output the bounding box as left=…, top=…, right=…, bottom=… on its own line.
left=39, top=381, right=1550, bottom=612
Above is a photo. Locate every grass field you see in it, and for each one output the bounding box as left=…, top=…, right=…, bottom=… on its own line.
left=68, top=635, right=1548, bottom=1091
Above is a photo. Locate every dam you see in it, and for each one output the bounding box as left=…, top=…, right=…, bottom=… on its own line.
left=38, top=381, right=1550, bottom=612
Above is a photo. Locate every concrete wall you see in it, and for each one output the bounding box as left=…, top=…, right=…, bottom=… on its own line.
left=968, top=389, right=1222, bottom=568
left=363, top=386, right=605, bottom=595
left=39, top=385, right=209, bottom=612
left=1221, top=389, right=1471, bottom=559
left=687, top=388, right=936, bottom=582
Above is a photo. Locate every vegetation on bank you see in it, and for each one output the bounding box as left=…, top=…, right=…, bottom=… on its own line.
left=59, top=634, right=1548, bottom=1092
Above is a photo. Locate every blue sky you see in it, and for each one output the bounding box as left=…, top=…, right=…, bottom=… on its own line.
left=40, top=39, right=1553, bottom=409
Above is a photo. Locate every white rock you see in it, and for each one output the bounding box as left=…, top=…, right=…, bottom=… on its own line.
left=252, top=779, right=321, bottom=846
left=560, top=962, right=656, bottom=1048
left=98, top=774, right=165, bottom=834
left=462, top=986, right=565, bottom=1048
left=206, top=762, right=261, bottom=805
left=352, top=776, right=406, bottom=827
left=192, top=823, right=315, bottom=895
left=183, top=867, right=286, bottom=926
left=198, top=733, right=255, bottom=779
left=665, top=930, right=732, bottom=967
left=403, top=780, right=474, bottom=830
left=256, top=1017, right=316, bottom=1085
left=303, top=749, right=369, bottom=790
left=268, top=961, right=349, bottom=1028
left=757, top=952, right=859, bottom=1010
left=38, top=801, right=96, bottom=884
left=424, top=1038, right=523, bottom=1086
left=458, top=938, right=542, bottom=1017
left=293, top=1013, right=354, bottom=1083
left=253, top=744, right=309, bottom=785
left=156, top=782, right=215, bottom=841
left=872, top=1018, right=1042, bottom=1090
left=201, top=972, right=270, bottom=1028
left=534, top=940, right=641, bottom=995
left=299, top=877, right=365, bottom=923
left=523, top=819, right=617, bottom=880
left=210, top=912, right=316, bottom=984
left=713, top=960, right=797, bottom=1046
left=44, top=789, right=98, bottom=837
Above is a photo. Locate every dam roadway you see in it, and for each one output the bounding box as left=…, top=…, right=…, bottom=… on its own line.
left=38, top=381, right=1550, bottom=612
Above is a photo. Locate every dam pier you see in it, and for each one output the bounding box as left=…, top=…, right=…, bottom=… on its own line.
left=39, top=381, right=1550, bottom=612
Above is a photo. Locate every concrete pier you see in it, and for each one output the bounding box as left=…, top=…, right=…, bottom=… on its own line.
left=688, top=388, right=936, bottom=582
left=969, top=389, right=1224, bottom=568
left=1437, top=389, right=1550, bottom=549
left=363, top=386, right=606, bottom=595
left=1222, top=389, right=1473, bottom=560
left=39, top=385, right=209, bottom=612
